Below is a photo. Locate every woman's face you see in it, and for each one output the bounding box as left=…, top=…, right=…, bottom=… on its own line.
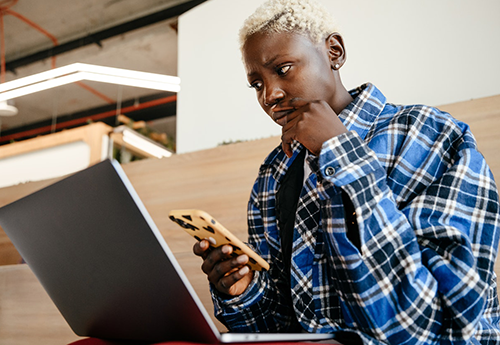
left=242, top=31, right=341, bottom=124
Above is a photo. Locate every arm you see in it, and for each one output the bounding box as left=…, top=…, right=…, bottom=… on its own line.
left=211, top=176, right=300, bottom=332
left=316, top=126, right=499, bottom=344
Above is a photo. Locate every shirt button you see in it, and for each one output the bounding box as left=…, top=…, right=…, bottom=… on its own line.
left=324, top=166, right=335, bottom=176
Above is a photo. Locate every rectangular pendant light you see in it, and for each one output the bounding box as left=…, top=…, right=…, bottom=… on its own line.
left=0, top=63, right=181, bottom=102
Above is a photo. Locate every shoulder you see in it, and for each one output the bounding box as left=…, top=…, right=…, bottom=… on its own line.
left=251, top=142, right=306, bottom=199
left=250, top=144, right=283, bottom=197
left=373, top=102, right=477, bottom=151
left=258, top=141, right=303, bottom=176
left=261, top=144, right=284, bottom=169
left=367, top=102, right=482, bottom=190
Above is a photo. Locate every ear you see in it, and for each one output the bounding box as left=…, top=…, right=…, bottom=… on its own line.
left=325, top=33, right=346, bottom=71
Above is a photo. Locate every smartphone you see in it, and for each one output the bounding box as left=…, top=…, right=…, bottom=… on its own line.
left=168, top=209, right=269, bottom=271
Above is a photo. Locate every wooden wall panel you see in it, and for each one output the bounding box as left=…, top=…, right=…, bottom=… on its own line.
left=438, top=94, right=500, bottom=182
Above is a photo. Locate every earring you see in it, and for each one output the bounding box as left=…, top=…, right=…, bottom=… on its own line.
left=334, top=63, right=340, bottom=70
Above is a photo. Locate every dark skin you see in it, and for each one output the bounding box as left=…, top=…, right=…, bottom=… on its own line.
left=193, top=31, right=354, bottom=296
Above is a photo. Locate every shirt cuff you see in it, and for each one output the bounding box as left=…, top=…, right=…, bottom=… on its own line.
left=317, top=131, right=381, bottom=187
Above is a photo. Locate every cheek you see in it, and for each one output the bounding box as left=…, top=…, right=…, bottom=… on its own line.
left=290, top=63, right=333, bottom=99
left=302, top=56, right=336, bottom=96
left=308, top=68, right=335, bottom=99
left=292, top=73, right=325, bottom=100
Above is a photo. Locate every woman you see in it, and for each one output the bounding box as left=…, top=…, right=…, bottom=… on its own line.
left=193, top=0, right=500, bottom=343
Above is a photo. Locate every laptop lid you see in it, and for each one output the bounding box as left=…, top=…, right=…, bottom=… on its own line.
left=0, top=159, right=222, bottom=343
left=0, top=160, right=337, bottom=344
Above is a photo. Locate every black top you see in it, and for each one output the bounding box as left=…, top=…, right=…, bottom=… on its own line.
left=274, top=149, right=362, bottom=341
left=276, top=149, right=306, bottom=275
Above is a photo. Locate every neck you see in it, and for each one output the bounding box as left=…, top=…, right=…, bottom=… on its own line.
left=331, top=82, right=353, bottom=115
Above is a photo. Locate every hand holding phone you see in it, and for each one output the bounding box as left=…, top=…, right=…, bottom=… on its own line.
left=169, top=209, right=269, bottom=271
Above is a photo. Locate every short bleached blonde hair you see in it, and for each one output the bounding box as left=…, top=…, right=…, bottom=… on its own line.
left=239, top=0, right=337, bottom=49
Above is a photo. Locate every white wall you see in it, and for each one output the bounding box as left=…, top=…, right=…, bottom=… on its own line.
left=177, top=0, right=500, bottom=154
left=0, top=141, right=91, bottom=188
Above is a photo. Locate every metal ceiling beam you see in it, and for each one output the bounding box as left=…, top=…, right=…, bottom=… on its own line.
left=0, top=92, right=177, bottom=144
left=5, top=0, right=207, bottom=73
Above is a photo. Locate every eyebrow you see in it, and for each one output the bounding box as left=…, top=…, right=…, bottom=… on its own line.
left=263, top=54, right=281, bottom=68
left=246, top=54, right=284, bottom=77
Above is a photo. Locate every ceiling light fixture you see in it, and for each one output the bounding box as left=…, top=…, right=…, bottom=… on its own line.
left=112, top=125, right=173, bottom=159
left=0, top=100, right=18, bottom=116
left=0, top=63, right=181, bottom=102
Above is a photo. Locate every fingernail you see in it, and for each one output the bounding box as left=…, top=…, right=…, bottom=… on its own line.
left=222, top=245, right=231, bottom=254
left=200, top=240, right=208, bottom=249
left=239, top=266, right=249, bottom=275
left=207, top=237, right=216, bottom=245
left=236, top=254, right=248, bottom=264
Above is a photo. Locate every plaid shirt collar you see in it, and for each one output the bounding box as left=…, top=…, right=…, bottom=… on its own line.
left=340, top=82, right=386, bottom=140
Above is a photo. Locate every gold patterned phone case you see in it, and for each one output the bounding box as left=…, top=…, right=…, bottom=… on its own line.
left=169, top=209, right=269, bottom=271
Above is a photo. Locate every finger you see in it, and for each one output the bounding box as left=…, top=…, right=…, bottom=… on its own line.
left=201, top=244, right=233, bottom=275
left=281, top=136, right=294, bottom=158
left=281, top=123, right=297, bottom=158
left=207, top=251, right=245, bottom=283
left=281, top=108, right=301, bottom=132
left=218, top=265, right=251, bottom=293
left=272, top=103, right=302, bottom=124
left=281, top=100, right=339, bottom=157
left=193, top=239, right=210, bottom=257
left=208, top=253, right=248, bottom=287
left=279, top=102, right=309, bottom=155
left=274, top=115, right=287, bottom=127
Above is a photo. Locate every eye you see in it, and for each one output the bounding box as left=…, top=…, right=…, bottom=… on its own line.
left=248, top=80, right=263, bottom=91
left=276, top=65, right=291, bottom=76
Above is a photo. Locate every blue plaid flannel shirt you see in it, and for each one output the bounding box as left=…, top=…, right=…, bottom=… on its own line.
left=211, top=83, right=500, bottom=344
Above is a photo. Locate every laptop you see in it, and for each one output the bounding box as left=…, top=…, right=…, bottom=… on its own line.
left=0, top=159, right=338, bottom=344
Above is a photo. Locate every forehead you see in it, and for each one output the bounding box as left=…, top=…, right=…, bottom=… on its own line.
left=242, top=31, right=321, bottom=70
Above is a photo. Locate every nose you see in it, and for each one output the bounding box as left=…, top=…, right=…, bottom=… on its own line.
left=263, top=83, right=284, bottom=107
